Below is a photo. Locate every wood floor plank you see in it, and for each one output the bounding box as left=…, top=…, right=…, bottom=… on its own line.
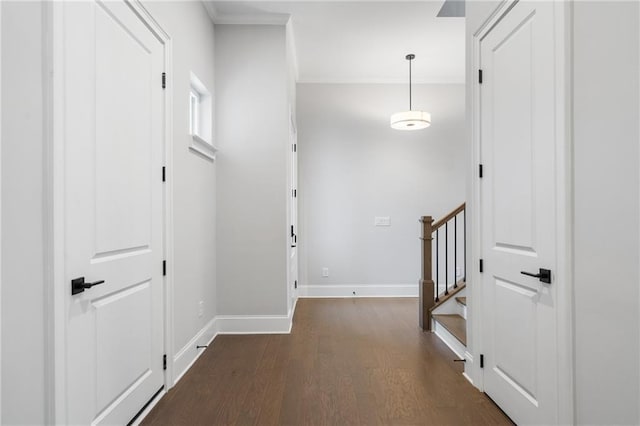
left=142, top=298, right=513, bottom=426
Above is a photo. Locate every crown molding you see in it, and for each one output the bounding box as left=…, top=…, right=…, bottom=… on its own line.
left=296, top=76, right=465, bottom=85
left=201, top=2, right=290, bottom=26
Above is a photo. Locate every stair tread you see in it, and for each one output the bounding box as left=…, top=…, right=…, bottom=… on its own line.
left=433, top=314, right=467, bottom=346
left=455, top=297, right=467, bottom=306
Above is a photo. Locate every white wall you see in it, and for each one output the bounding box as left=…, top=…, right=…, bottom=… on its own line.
left=215, top=25, right=290, bottom=316
left=573, top=2, right=640, bottom=423
left=1, top=2, right=47, bottom=424
left=142, top=1, right=218, bottom=381
left=297, top=83, right=466, bottom=296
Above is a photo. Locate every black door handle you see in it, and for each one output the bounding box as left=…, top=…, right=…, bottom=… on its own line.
left=520, top=268, right=551, bottom=284
left=71, top=277, right=105, bottom=295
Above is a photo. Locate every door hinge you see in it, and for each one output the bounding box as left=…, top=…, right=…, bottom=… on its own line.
left=293, top=189, right=297, bottom=198
left=480, top=354, right=484, bottom=368
left=294, top=280, right=298, bottom=289
left=292, top=144, right=297, bottom=152
left=163, top=260, right=167, bottom=276
left=479, top=164, right=483, bottom=178
left=478, top=69, right=483, bottom=84
left=479, top=259, right=484, bottom=273
left=162, top=72, right=166, bottom=89
left=290, top=225, right=295, bottom=238
left=163, top=354, right=167, bottom=370
left=162, top=166, right=166, bottom=182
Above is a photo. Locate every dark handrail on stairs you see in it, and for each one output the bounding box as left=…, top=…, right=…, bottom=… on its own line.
left=419, top=203, right=466, bottom=331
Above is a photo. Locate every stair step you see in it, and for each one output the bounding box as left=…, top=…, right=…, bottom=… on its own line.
left=433, top=314, right=466, bottom=346
left=455, top=296, right=467, bottom=306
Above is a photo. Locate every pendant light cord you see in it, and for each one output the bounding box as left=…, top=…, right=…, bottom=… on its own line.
left=408, top=57, right=412, bottom=110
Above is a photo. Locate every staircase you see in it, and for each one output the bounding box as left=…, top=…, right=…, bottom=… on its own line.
left=419, top=203, right=468, bottom=358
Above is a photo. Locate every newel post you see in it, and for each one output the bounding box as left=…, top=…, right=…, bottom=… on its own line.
left=419, top=216, right=434, bottom=331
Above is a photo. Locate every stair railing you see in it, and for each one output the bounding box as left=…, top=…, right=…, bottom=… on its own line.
left=419, top=203, right=466, bottom=331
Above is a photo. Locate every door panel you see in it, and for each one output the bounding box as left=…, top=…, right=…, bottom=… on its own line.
left=480, top=1, right=558, bottom=424
left=63, top=1, right=164, bottom=424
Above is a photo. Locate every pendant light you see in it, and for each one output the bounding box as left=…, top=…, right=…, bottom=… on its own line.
left=390, top=54, right=431, bottom=130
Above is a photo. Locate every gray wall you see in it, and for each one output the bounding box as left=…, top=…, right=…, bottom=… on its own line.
left=297, top=83, right=466, bottom=290
left=215, top=25, right=289, bottom=316
left=1, top=2, right=47, bottom=424
left=143, top=1, right=218, bottom=376
left=573, top=2, right=639, bottom=423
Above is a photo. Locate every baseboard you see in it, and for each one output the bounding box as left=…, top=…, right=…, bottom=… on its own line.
left=216, top=312, right=293, bottom=334
left=172, top=317, right=218, bottom=386
left=298, top=284, right=418, bottom=298
left=129, top=388, right=166, bottom=426
left=463, top=350, right=474, bottom=384
left=171, top=300, right=297, bottom=386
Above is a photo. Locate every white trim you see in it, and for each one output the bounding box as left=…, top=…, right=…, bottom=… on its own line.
left=213, top=13, right=291, bottom=26
left=298, top=284, right=417, bottom=298
left=172, top=318, right=218, bottom=386
left=42, top=1, right=55, bottom=422
left=433, top=320, right=466, bottom=360
left=51, top=2, right=67, bottom=422
left=128, top=389, right=166, bottom=426
left=0, top=1, right=3, bottom=421
left=470, top=0, right=574, bottom=422
left=554, top=2, right=575, bottom=425
left=201, top=1, right=217, bottom=25
left=189, top=134, right=217, bottom=161
left=297, top=77, right=465, bottom=85
left=463, top=350, right=474, bottom=382
left=127, top=0, right=176, bottom=396
left=216, top=312, right=294, bottom=335
left=286, top=19, right=299, bottom=82
left=469, top=0, right=517, bottom=393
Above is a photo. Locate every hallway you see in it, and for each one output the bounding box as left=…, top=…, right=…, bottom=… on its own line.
left=143, top=299, right=512, bottom=425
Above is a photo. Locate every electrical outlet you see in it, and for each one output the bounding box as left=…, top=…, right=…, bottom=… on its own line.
left=322, top=267, right=329, bottom=277
left=198, top=301, right=204, bottom=318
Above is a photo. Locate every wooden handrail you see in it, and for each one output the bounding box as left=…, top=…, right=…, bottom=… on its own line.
left=432, top=202, right=466, bottom=231
left=419, top=202, right=466, bottom=332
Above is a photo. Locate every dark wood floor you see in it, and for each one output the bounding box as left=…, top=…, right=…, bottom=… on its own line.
left=142, top=298, right=512, bottom=426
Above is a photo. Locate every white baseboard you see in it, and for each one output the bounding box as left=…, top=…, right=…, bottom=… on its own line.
left=463, top=350, right=474, bottom=384
left=298, top=284, right=418, bottom=298
left=216, top=313, right=293, bottom=334
left=172, top=317, right=218, bottom=386
left=129, top=389, right=166, bottom=426
left=171, top=301, right=298, bottom=386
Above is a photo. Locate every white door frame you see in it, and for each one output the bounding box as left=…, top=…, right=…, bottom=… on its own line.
left=48, top=1, right=174, bottom=423
left=0, top=1, right=3, bottom=422
left=469, top=1, right=574, bottom=424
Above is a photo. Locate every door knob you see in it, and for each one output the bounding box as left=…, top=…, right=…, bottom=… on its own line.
left=71, top=277, right=105, bottom=295
left=520, top=268, right=551, bottom=284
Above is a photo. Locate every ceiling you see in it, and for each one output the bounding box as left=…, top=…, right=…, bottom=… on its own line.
left=208, top=1, right=465, bottom=84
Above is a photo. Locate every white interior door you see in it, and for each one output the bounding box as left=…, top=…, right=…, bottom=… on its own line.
left=63, top=1, right=165, bottom=424
left=479, top=1, right=559, bottom=424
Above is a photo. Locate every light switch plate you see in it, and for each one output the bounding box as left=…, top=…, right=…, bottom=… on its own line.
left=374, top=216, right=391, bottom=226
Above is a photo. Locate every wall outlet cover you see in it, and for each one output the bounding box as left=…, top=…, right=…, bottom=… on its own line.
left=374, top=216, right=391, bottom=226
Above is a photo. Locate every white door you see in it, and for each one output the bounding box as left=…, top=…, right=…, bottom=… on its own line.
left=63, top=1, right=165, bottom=424
left=479, top=1, right=558, bottom=424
